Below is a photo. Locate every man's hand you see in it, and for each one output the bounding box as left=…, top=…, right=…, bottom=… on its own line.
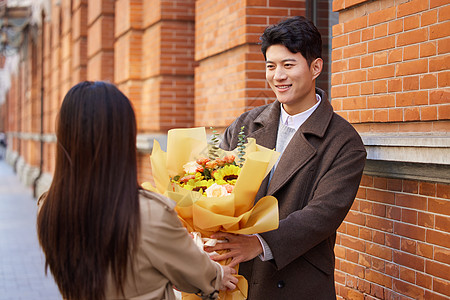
left=204, top=232, right=263, bottom=268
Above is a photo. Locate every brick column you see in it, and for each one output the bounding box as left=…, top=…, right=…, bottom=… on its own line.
left=71, top=0, right=88, bottom=85
left=114, top=0, right=144, bottom=129
left=140, top=0, right=196, bottom=131
left=87, top=0, right=115, bottom=81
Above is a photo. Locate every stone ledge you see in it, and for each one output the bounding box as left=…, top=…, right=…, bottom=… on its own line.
left=360, top=133, right=450, bottom=165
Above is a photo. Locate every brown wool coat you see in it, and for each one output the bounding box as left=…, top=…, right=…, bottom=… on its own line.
left=220, top=88, right=366, bottom=299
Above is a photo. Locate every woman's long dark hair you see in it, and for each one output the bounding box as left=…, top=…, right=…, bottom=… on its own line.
left=37, top=81, right=140, bottom=300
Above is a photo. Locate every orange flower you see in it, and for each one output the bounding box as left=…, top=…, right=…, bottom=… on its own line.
left=196, top=158, right=210, bottom=165
left=223, top=155, right=235, bottom=164
left=205, top=160, right=218, bottom=169
left=180, top=175, right=195, bottom=183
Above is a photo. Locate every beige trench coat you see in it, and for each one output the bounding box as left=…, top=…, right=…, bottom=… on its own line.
left=39, top=190, right=223, bottom=300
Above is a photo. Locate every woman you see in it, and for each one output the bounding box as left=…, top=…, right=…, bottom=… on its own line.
left=37, top=81, right=237, bottom=300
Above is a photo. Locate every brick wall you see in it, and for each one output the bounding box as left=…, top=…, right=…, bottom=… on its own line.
left=332, top=0, right=450, bottom=299
left=331, top=0, right=449, bottom=132
left=336, top=176, right=450, bottom=299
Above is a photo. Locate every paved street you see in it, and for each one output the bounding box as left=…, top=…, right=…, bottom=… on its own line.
left=0, top=160, right=61, bottom=299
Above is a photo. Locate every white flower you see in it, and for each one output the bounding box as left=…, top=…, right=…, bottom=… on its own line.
left=183, top=161, right=200, bottom=174
left=205, top=183, right=229, bottom=197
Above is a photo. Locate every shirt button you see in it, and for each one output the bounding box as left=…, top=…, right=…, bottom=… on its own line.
left=277, top=280, right=285, bottom=288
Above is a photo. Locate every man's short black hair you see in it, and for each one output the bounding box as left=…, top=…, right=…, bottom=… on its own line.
left=260, top=16, right=322, bottom=66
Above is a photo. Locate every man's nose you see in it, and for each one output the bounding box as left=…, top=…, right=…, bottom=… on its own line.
left=273, top=67, right=287, bottom=81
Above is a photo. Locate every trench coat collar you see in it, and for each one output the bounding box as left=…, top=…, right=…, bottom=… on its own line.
left=250, top=88, right=333, bottom=197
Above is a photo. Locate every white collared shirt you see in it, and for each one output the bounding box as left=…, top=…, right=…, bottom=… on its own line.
left=279, top=93, right=321, bottom=131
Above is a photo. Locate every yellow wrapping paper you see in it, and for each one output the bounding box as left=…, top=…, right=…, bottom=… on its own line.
left=142, top=127, right=280, bottom=300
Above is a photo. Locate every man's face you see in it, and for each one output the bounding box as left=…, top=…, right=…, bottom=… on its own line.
left=265, top=44, right=321, bottom=115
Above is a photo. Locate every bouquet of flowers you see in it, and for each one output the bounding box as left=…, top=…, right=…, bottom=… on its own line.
left=142, top=127, right=280, bottom=300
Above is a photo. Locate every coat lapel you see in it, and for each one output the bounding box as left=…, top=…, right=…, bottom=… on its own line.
left=266, top=89, right=334, bottom=196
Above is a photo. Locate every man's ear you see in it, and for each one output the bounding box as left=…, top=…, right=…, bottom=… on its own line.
left=311, top=58, right=323, bottom=80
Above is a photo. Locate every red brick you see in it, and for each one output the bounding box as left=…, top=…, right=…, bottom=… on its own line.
left=418, top=212, right=434, bottom=228
left=397, top=0, right=428, bottom=17
left=361, top=54, right=374, bottom=68
left=343, top=43, right=367, bottom=58
left=401, top=208, right=418, bottom=225
left=420, top=41, right=437, bottom=58
left=394, top=222, right=426, bottom=241
left=362, top=27, right=374, bottom=41
left=387, top=205, right=402, bottom=221
left=367, top=215, right=394, bottom=232
left=357, top=278, right=371, bottom=294
left=385, top=261, right=400, bottom=277
left=374, top=23, right=388, bottom=38
left=371, top=257, right=386, bottom=272
left=395, top=59, right=428, bottom=76
left=416, top=272, right=433, bottom=290
left=403, top=180, right=419, bottom=193
left=365, top=269, right=392, bottom=288
left=430, top=54, right=450, bottom=72
left=438, top=37, right=450, bottom=55
left=430, top=90, right=450, bottom=104
left=393, top=250, right=425, bottom=272
left=368, top=36, right=396, bottom=53
left=389, top=108, right=404, bottom=122
left=369, top=7, right=396, bottom=26
left=438, top=70, right=449, bottom=87
left=344, top=16, right=368, bottom=33
left=374, top=109, right=389, bottom=122
left=345, top=210, right=366, bottom=226
left=388, top=19, right=403, bottom=35
left=435, top=215, right=450, bottom=232
left=430, top=21, right=450, bottom=40
left=420, top=73, right=437, bottom=89
left=426, top=260, right=450, bottom=281
left=388, top=48, right=402, bottom=63
left=396, top=91, right=428, bottom=107
left=426, top=229, right=450, bottom=248
left=428, top=198, right=450, bottom=216
left=405, top=107, right=420, bottom=121
left=437, top=183, right=450, bottom=199
left=434, top=246, right=450, bottom=265
left=433, top=278, right=450, bottom=298
left=368, top=94, right=396, bottom=109
left=395, top=194, right=427, bottom=211
left=368, top=64, right=396, bottom=80
left=399, top=266, right=415, bottom=283
left=388, top=78, right=402, bottom=92
left=366, top=242, right=392, bottom=260
left=340, top=260, right=365, bottom=278
left=421, top=9, right=438, bottom=26
left=403, top=75, right=419, bottom=90
left=404, top=15, right=420, bottom=31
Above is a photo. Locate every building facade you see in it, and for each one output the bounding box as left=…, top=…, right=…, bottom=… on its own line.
left=1, top=0, right=449, bottom=299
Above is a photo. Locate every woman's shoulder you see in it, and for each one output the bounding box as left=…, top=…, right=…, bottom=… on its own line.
left=139, top=189, right=176, bottom=212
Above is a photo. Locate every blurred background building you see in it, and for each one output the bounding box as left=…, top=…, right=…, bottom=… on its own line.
left=0, top=0, right=448, bottom=299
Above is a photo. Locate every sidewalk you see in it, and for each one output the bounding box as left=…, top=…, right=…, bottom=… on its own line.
left=0, top=160, right=61, bottom=299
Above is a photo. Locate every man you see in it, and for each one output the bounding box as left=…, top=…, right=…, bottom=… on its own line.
left=205, top=16, right=366, bottom=299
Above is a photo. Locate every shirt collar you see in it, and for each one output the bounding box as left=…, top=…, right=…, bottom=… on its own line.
left=280, top=94, right=321, bottom=131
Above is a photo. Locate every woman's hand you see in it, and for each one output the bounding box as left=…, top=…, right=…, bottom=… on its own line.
left=219, top=265, right=238, bottom=290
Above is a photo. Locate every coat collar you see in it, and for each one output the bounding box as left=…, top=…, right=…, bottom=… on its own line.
left=251, top=88, right=334, bottom=197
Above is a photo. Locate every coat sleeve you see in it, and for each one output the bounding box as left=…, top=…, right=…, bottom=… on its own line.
left=141, top=198, right=223, bottom=299
left=261, top=137, right=366, bottom=272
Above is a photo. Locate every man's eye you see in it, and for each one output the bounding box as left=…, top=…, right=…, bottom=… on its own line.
left=284, top=63, right=294, bottom=68
left=266, top=65, right=275, bottom=69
